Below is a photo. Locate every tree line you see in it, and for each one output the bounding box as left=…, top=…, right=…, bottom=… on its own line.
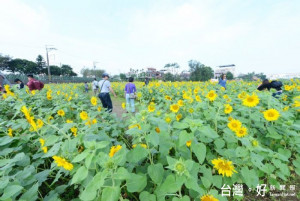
left=0, top=54, right=77, bottom=76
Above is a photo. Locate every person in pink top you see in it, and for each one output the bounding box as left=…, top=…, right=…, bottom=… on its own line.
left=124, top=77, right=136, bottom=113
left=27, top=75, right=44, bottom=91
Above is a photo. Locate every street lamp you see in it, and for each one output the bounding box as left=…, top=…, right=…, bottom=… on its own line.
left=46, top=45, right=57, bottom=82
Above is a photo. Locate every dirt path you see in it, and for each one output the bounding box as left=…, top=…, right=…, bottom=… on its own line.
left=88, top=91, right=125, bottom=119
left=111, top=96, right=125, bottom=119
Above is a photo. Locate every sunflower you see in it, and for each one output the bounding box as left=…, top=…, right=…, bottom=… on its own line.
left=201, top=195, right=219, bottom=201
left=165, top=95, right=172, bottom=101
left=186, top=140, right=192, bottom=147
left=252, top=139, right=259, bottom=147
left=195, top=95, right=201, bottom=102
left=90, top=97, right=97, bottom=106
left=177, top=100, right=184, bottom=106
left=122, top=102, right=126, bottom=109
left=52, top=156, right=73, bottom=171
left=206, top=90, right=217, bottom=102
left=188, top=108, right=194, bottom=113
left=7, top=128, right=13, bottom=137
left=238, top=91, right=247, bottom=99
left=242, top=93, right=259, bottom=107
left=57, top=109, right=65, bottom=117
left=155, top=127, right=160, bottom=133
left=97, top=106, right=102, bottom=112
left=39, top=138, right=45, bottom=147
left=284, top=85, right=293, bottom=91
left=66, top=119, right=73, bottom=123
left=263, top=109, right=280, bottom=121
left=170, top=104, right=180, bottom=113
left=148, top=105, right=155, bottom=112
left=176, top=114, right=182, bottom=121
left=42, top=147, right=48, bottom=153
left=37, top=119, right=44, bottom=129
left=109, top=145, right=122, bottom=157
left=211, top=158, right=237, bottom=177
left=224, top=104, right=233, bottom=114
left=201, top=194, right=219, bottom=201
left=80, top=111, right=88, bottom=120
left=137, top=92, right=142, bottom=99
left=227, top=119, right=242, bottom=132
left=129, top=124, right=141, bottom=130
left=165, top=117, right=172, bottom=123
left=235, top=127, right=248, bottom=137
left=70, top=127, right=77, bottom=133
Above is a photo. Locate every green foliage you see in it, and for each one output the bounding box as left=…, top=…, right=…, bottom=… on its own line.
left=119, top=73, right=127, bottom=81
left=189, top=60, right=214, bottom=81
left=238, top=71, right=267, bottom=81
left=226, top=71, right=234, bottom=80
left=81, top=68, right=104, bottom=78
left=0, top=79, right=299, bottom=200
left=36, top=55, right=46, bottom=74
left=163, top=72, right=175, bottom=81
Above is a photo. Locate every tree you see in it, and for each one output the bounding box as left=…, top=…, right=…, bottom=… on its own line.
left=36, top=55, right=46, bottom=74
left=120, top=73, right=127, bottom=81
left=256, top=73, right=266, bottom=80
left=80, top=68, right=104, bottom=78
left=0, top=54, right=11, bottom=71
left=238, top=72, right=266, bottom=81
left=163, top=72, right=174, bottom=81
left=43, top=65, right=62, bottom=76
left=226, top=72, right=234, bottom=80
left=189, top=60, right=214, bottom=81
left=8, top=59, right=38, bottom=74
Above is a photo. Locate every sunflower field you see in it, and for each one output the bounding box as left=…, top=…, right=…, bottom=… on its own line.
left=0, top=80, right=299, bottom=201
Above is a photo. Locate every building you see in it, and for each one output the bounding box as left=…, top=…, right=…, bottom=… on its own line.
left=146, top=67, right=161, bottom=78
left=214, top=64, right=236, bottom=79
left=180, top=70, right=190, bottom=80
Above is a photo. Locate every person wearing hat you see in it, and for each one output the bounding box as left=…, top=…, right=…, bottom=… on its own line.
left=98, top=73, right=117, bottom=112
left=27, top=74, right=44, bottom=91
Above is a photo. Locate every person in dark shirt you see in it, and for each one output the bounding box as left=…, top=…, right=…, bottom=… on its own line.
left=144, top=77, right=149, bottom=86
left=257, top=79, right=283, bottom=97
left=14, top=79, right=25, bottom=89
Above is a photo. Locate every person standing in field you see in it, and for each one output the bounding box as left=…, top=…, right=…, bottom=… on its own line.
left=92, top=78, right=99, bottom=95
left=218, top=74, right=227, bottom=89
left=14, top=79, right=25, bottom=89
left=98, top=73, right=117, bottom=113
left=84, top=82, right=89, bottom=93
left=124, top=77, right=136, bottom=113
left=27, top=75, right=44, bottom=91
left=144, top=77, right=149, bottom=86
left=0, top=72, right=11, bottom=92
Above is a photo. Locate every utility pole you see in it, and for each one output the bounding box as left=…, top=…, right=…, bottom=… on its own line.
left=93, top=61, right=99, bottom=78
left=46, top=45, right=57, bottom=82
left=93, top=61, right=99, bottom=70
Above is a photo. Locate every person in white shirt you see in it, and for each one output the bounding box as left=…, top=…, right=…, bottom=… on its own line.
left=92, top=78, right=99, bottom=95
left=98, top=73, right=117, bottom=112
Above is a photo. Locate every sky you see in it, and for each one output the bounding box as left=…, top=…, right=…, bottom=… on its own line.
left=0, top=0, right=300, bottom=76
